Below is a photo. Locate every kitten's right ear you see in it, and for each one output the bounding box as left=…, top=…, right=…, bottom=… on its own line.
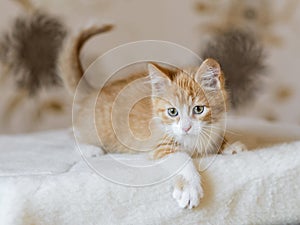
left=195, top=58, right=224, bottom=90
left=148, top=63, right=171, bottom=94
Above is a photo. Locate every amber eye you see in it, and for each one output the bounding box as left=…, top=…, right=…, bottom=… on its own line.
left=167, top=108, right=178, bottom=117
left=193, top=105, right=205, bottom=114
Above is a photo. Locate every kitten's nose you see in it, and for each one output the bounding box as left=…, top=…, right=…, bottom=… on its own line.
left=183, top=125, right=192, bottom=133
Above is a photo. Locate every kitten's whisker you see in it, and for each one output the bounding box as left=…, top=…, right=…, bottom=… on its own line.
left=197, top=134, right=210, bottom=157
left=201, top=127, right=224, bottom=140
left=203, top=124, right=240, bottom=136
left=200, top=130, right=223, bottom=153
left=202, top=129, right=224, bottom=142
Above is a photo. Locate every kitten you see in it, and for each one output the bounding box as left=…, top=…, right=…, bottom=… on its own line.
left=59, top=25, right=250, bottom=209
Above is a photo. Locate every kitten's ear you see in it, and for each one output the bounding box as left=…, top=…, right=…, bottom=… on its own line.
left=148, top=63, right=171, bottom=94
left=195, top=58, right=224, bottom=90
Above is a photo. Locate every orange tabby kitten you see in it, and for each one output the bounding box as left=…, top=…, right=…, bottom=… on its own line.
left=60, top=25, right=246, bottom=209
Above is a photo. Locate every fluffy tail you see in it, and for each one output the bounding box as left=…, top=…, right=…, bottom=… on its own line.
left=201, top=29, right=266, bottom=109
left=59, top=24, right=113, bottom=94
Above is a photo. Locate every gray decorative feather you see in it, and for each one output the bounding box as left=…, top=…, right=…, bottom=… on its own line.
left=0, top=11, right=67, bottom=94
left=201, top=29, right=266, bottom=108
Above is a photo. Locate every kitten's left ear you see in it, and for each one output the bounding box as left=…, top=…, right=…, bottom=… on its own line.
left=195, top=58, right=224, bottom=90
left=148, top=63, right=171, bottom=94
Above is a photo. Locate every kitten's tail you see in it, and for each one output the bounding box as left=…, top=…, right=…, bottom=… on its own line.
left=13, top=0, right=36, bottom=12
left=201, top=29, right=266, bottom=109
left=59, top=24, right=113, bottom=94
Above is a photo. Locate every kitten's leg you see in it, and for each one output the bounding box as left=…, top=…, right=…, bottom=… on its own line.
left=159, top=152, right=203, bottom=209
left=222, top=141, right=247, bottom=155
left=76, top=143, right=105, bottom=158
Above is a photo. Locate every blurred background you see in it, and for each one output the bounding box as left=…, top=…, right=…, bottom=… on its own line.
left=0, top=0, right=299, bottom=134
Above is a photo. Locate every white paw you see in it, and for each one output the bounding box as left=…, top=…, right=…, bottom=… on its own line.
left=77, top=143, right=104, bottom=158
left=172, top=177, right=203, bottom=209
left=222, top=141, right=247, bottom=155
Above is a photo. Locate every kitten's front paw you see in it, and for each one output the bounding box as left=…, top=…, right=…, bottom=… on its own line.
left=172, top=176, right=203, bottom=209
left=222, top=141, right=247, bottom=155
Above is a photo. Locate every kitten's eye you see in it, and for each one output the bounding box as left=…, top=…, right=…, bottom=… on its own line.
left=193, top=105, right=205, bottom=114
left=167, top=108, right=178, bottom=117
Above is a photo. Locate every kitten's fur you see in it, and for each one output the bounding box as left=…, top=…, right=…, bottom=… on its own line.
left=59, top=25, right=251, bottom=209
left=74, top=60, right=227, bottom=156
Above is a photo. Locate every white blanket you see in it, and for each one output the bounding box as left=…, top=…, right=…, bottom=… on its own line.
left=0, top=117, right=300, bottom=225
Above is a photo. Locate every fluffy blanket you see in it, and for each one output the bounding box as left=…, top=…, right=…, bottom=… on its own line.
left=0, top=116, right=300, bottom=225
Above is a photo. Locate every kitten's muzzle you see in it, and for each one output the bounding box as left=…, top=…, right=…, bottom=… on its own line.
left=182, top=125, right=192, bottom=133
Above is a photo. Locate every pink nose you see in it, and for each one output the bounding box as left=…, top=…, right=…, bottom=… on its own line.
left=183, top=125, right=191, bottom=133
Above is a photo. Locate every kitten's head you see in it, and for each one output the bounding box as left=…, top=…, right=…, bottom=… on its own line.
left=149, top=58, right=228, bottom=150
